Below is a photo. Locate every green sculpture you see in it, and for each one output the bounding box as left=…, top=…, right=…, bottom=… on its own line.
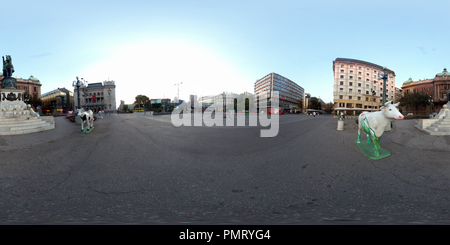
left=1, top=55, right=17, bottom=89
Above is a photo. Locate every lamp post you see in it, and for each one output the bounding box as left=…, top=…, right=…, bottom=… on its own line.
left=174, top=82, right=182, bottom=103
left=378, top=67, right=394, bottom=131
left=377, top=67, right=393, bottom=106
left=429, top=96, right=434, bottom=118
left=72, top=76, right=86, bottom=110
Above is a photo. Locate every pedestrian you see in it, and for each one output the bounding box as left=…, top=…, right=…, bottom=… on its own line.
left=313, top=111, right=316, bottom=118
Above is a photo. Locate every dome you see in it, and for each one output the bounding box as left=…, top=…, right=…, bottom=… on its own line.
left=436, top=68, right=449, bottom=77
left=403, top=77, right=414, bottom=84
left=29, top=75, right=39, bottom=81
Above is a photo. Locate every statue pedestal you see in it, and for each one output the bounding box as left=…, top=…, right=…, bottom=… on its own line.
left=355, top=140, right=391, bottom=160
left=0, top=88, right=31, bottom=118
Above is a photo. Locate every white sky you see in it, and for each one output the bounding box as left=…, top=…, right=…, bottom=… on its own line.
left=3, top=0, right=450, bottom=104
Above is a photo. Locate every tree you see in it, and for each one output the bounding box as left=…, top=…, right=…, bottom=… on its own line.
left=134, top=95, right=149, bottom=110
left=297, top=99, right=303, bottom=110
left=324, top=102, right=334, bottom=113
left=399, top=91, right=430, bottom=114
left=308, top=97, right=321, bottom=110
left=23, top=92, right=42, bottom=109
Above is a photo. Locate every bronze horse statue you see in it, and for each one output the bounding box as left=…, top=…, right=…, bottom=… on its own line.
left=2, top=55, right=15, bottom=78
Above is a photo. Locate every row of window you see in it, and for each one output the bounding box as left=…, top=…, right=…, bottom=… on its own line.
left=338, top=81, right=395, bottom=89
left=339, top=74, right=394, bottom=83
left=338, top=95, right=395, bottom=101
left=337, top=102, right=380, bottom=109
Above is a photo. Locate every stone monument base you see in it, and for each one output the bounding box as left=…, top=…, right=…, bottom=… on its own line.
left=0, top=88, right=55, bottom=135
left=415, top=102, right=450, bottom=135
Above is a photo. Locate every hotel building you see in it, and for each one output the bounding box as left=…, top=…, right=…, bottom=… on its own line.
left=254, top=73, right=304, bottom=111
left=333, top=58, right=396, bottom=114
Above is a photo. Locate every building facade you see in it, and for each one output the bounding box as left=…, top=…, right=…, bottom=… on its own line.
left=0, top=74, right=42, bottom=99
left=333, top=58, right=397, bottom=114
left=73, top=80, right=116, bottom=112
left=401, top=68, right=450, bottom=114
left=254, top=73, right=304, bottom=111
left=41, top=87, right=74, bottom=114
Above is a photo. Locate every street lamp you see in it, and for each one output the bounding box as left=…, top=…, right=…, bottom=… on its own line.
left=174, top=82, right=182, bottom=103
left=377, top=67, right=393, bottom=106
left=72, top=76, right=87, bottom=110
left=378, top=67, right=393, bottom=131
left=429, top=96, right=434, bottom=118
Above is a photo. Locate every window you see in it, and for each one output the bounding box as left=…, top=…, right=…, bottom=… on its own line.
left=349, top=96, right=352, bottom=100
left=341, top=70, right=344, bottom=73
left=339, top=95, right=343, bottom=99
left=349, top=89, right=353, bottom=93
left=349, top=82, right=353, bottom=86
left=358, top=83, right=361, bottom=87
left=349, top=76, right=353, bottom=79
left=340, top=88, right=343, bottom=92
left=340, top=81, right=344, bottom=85
left=340, top=75, right=344, bottom=79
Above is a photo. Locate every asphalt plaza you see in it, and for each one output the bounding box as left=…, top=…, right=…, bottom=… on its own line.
left=0, top=112, right=450, bottom=224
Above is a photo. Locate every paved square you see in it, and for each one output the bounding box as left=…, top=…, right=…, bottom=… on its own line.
left=0, top=113, right=449, bottom=224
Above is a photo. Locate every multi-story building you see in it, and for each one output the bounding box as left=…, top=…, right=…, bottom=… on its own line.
left=73, top=80, right=116, bottom=112
left=0, top=74, right=42, bottom=99
left=41, top=87, right=74, bottom=114
left=333, top=58, right=396, bottom=114
left=254, top=73, right=304, bottom=112
left=401, top=68, right=450, bottom=114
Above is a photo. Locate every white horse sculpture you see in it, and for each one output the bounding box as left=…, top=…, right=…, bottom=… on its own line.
left=77, top=108, right=94, bottom=132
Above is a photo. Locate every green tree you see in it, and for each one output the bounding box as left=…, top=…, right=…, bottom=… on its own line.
left=399, top=91, right=430, bottom=114
left=23, top=92, right=42, bottom=109
left=134, top=95, right=149, bottom=110
left=297, top=99, right=303, bottom=109
left=324, top=102, right=334, bottom=113
left=308, top=97, right=321, bottom=110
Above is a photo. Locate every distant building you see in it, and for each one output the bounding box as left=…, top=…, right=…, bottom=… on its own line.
left=254, top=73, right=304, bottom=111
left=41, top=87, right=74, bottom=114
left=333, top=58, right=396, bottom=114
left=0, top=74, right=42, bottom=99
left=73, top=80, right=116, bottom=111
left=401, top=68, right=450, bottom=114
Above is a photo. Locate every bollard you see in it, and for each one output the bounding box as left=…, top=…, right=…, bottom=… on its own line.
left=337, top=120, right=344, bottom=131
